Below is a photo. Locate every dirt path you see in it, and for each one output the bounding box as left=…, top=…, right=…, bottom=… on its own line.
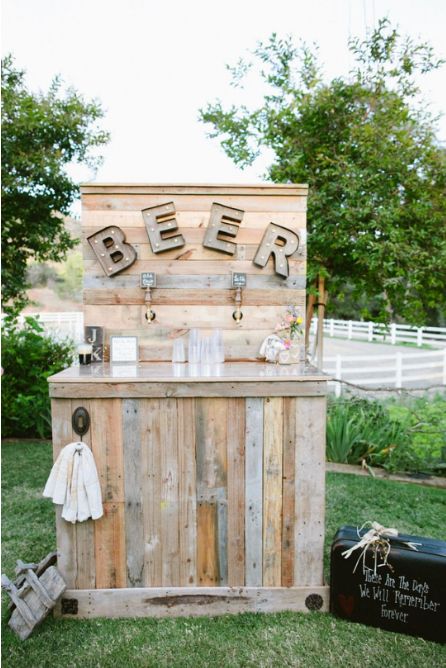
left=321, top=337, right=439, bottom=357
left=326, top=462, right=446, bottom=489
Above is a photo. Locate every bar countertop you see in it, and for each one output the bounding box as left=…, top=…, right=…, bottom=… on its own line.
left=48, top=362, right=328, bottom=384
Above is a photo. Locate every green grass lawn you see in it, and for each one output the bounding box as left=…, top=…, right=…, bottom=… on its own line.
left=2, top=440, right=445, bottom=667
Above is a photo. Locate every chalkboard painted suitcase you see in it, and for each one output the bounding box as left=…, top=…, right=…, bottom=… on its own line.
left=330, top=525, right=446, bottom=643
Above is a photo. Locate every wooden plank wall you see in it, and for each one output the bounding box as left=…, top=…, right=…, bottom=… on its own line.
left=52, top=395, right=325, bottom=590
left=81, top=184, right=307, bottom=361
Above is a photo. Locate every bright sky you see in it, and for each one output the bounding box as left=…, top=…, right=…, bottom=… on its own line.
left=2, top=0, right=446, bottom=191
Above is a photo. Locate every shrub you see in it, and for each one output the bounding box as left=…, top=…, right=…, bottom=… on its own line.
left=1, top=316, right=74, bottom=438
left=387, top=393, right=446, bottom=472
left=326, top=397, right=428, bottom=473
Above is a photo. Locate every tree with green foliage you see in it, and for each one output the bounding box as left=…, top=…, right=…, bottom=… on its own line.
left=200, top=19, right=446, bottom=324
left=1, top=55, right=109, bottom=314
left=1, top=315, right=74, bottom=438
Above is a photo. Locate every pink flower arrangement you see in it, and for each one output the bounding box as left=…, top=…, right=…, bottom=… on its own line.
left=275, top=306, right=304, bottom=346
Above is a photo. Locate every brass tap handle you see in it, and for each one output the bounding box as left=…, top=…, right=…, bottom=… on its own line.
left=144, top=287, right=156, bottom=323
left=232, top=286, right=243, bottom=323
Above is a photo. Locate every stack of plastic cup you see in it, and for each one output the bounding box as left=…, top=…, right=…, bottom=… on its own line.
left=188, top=329, right=225, bottom=366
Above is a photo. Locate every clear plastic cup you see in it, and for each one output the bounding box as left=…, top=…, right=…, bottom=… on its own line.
left=188, top=329, right=201, bottom=364
left=201, top=337, right=211, bottom=364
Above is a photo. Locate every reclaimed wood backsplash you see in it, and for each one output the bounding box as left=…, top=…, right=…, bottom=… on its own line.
left=81, top=183, right=307, bottom=361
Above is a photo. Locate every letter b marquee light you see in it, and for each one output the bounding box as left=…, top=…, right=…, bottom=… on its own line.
left=87, top=226, right=137, bottom=277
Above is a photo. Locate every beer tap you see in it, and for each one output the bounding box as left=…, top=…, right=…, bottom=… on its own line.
left=140, top=272, right=156, bottom=323
left=232, top=272, right=246, bottom=324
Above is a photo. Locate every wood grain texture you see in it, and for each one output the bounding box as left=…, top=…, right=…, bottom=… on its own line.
left=244, top=398, right=264, bottom=586
left=90, top=399, right=126, bottom=588
left=56, top=586, right=330, bottom=619
left=293, top=397, right=326, bottom=587
left=50, top=380, right=328, bottom=399
left=80, top=183, right=307, bottom=195
left=196, top=503, right=219, bottom=587
left=84, top=273, right=306, bottom=290
left=90, top=399, right=125, bottom=503
left=177, top=398, right=197, bottom=586
left=8, top=566, right=67, bottom=640
left=84, top=288, right=305, bottom=307
left=83, top=304, right=305, bottom=331
left=122, top=399, right=145, bottom=587
left=94, top=502, right=126, bottom=588
left=227, top=398, right=245, bottom=586
left=84, top=258, right=305, bottom=277
left=282, top=397, right=296, bottom=587
left=195, top=398, right=228, bottom=586
left=141, top=399, right=162, bottom=586
left=160, top=398, right=180, bottom=586
left=263, top=397, right=283, bottom=587
left=82, top=194, right=307, bottom=213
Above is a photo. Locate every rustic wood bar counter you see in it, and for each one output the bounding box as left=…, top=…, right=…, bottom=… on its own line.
left=48, top=183, right=330, bottom=618
left=49, top=362, right=329, bottom=618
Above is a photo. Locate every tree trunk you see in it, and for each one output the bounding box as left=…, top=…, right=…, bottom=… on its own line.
left=305, top=282, right=317, bottom=356
left=317, top=275, right=326, bottom=367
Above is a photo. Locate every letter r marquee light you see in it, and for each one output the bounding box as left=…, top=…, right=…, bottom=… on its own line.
left=87, top=202, right=300, bottom=278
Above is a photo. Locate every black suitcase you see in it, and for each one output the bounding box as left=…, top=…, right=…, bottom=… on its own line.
left=330, top=525, right=446, bottom=642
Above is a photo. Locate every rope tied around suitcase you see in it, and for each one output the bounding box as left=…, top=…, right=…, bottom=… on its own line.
left=341, top=522, right=399, bottom=575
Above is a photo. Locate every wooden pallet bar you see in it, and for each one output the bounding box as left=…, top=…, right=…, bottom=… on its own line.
left=49, top=366, right=329, bottom=607
left=48, top=183, right=330, bottom=619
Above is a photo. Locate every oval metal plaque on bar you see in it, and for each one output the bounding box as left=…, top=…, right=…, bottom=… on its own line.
left=72, top=407, right=90, bottom=437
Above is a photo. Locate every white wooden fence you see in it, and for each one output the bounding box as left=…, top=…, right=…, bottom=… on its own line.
left=311, top=318, right=446, bottom=347
left=323, top=349, right=446, bottom=396
left=6, top=311, right=85, bottom=343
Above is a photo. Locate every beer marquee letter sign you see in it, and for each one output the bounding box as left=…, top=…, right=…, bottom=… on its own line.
left=87, top=201, right=300, bottom=278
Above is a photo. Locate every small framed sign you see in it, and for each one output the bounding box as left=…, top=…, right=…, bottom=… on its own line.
left=110, top=336, right=139, bottom=363
left=232, top=272, right=247, bottom=288
left=140, top=272, right=157, bottom=288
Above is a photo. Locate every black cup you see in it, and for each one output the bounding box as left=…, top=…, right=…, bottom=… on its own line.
left=79, top=353, right=92, bottom=365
